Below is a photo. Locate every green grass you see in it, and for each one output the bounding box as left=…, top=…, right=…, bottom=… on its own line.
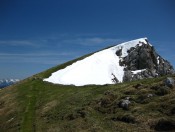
left=0, top=57, right=175, bottom=131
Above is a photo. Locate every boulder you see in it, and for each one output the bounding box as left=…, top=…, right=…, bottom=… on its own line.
left=119, top=99, right=131, bottom=110
left=116, top=49, right=122, bottom=56
left=147, top=94, right=153, bottom=98
left=164, top=77, right=175, bottom=88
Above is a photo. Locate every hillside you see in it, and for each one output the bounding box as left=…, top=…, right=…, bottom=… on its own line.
left=0, top=38, right=175, bottom=132
left=0, top=58, right=175, bottom=131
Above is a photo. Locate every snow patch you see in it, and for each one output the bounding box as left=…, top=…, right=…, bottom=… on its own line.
left=157, top=56, right=160, bottom=64
left=44, top=48, right=124, bottom=86
left=131, top=69, right=146, bottom=74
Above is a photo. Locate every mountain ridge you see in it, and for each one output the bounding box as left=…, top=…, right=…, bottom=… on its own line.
left=0, top=38, right=175, bottom=132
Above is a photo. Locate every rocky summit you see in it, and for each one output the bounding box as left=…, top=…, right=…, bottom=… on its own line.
left=121, top=39, right=175, bottom=82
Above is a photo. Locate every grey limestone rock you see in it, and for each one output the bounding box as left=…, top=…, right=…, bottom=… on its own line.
left=164, top=77, right=175, bottom=88
left=120, top=39, right=175, bottom=82
left=116, top=49, right=122, bottom=56
left=147, top=94, right=153, bottom=98
left=119, top=99, right=131, bottom=110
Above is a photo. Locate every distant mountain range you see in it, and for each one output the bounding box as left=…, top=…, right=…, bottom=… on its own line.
left=0, top=79, right=20, bottom=88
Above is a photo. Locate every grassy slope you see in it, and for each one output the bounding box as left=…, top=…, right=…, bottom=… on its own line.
left=0, top=56, right=175, bottom=132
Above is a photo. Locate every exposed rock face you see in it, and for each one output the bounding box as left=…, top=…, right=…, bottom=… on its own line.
left=117, top=39, right=175, bottom=82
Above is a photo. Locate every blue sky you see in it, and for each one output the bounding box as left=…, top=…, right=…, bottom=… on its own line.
left=0, top=0, right=175, bottom=79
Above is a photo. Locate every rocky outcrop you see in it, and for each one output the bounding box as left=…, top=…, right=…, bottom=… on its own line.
left=117, top=39, right=175, bottom=82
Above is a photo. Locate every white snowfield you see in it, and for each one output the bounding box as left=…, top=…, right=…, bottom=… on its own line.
left=44, top=38, right=149, bottom=86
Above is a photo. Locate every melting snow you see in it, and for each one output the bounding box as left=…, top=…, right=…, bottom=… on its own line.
left=44, top=38, right=150, bottom=86
left=131, top=69, right=146, bottom=74
left=157, top=56, right=160, bottom=64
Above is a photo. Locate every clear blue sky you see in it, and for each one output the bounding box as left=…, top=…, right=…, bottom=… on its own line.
left=0, top=0, right=175, bottom=79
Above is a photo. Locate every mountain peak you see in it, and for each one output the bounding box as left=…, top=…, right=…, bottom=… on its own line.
left=44, top=38, right=174, bottom=86
left=112, top=37, right=150, bottom=58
